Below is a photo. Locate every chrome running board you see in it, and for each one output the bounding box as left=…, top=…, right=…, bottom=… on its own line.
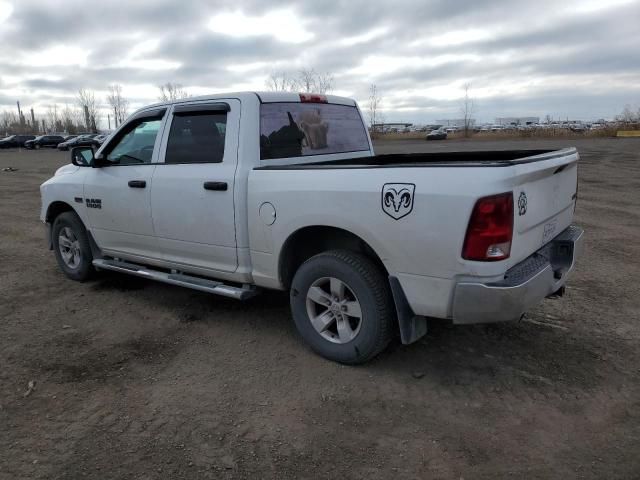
left=92, top=258, right=259, bottom=300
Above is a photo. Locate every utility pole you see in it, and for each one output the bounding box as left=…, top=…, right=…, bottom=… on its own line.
left=107, top=114, right=111, bottom=130
left=17, top=101, right=26, bottom=131
left=84, top=105, right=90, bottom=132
left=30, top=108, right=36, bottom=133
left=41, top=119, right=46, bottom=133
left=114, top=106, right=118, bottom=128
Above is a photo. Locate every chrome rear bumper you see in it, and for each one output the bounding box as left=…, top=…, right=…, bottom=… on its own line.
left=452, top=225, right=584, bottom=324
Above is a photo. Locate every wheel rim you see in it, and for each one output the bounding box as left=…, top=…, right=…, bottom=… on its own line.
left=305, top=277, right=363, bottom=344
left=58, top=227, right=81, bottom=269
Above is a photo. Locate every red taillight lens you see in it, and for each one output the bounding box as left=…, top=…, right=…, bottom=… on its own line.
left=299, top=93, right=328, bottom=103
left=462, top=192, right=514, bottom=261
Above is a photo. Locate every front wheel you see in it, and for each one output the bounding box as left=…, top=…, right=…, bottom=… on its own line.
left=290, top=250, right=395, bottom=364
left=52, top=212, right=95, bottom=281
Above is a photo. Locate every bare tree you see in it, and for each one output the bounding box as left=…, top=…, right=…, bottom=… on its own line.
left=617, top=104, right=638, bottom=124
left=460, top=83, right=475, bottom=138
left=1, top=110, right=18, bottom=135
left=58, top=104, right=83, bottom=134
left=106, top=84, right=129, bottom=127
left=297, top=68, right=333, bottom=94
left=297, top=68, right=315, bottom=93
left=46, top=104, right=65, bottom=132
left=367, top=84, right=382, bottom=136
left=158, top=82, right=190, bottom=101
left=265, top=68, right=334, bottom=94
left=265, top=71, right=296, bottom=92
left=77, top=89, right=99, bottom=132
left=314, top=72, right=334, bottom=95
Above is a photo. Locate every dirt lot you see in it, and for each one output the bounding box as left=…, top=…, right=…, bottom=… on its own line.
left=1, top=138, right=639, bottom=479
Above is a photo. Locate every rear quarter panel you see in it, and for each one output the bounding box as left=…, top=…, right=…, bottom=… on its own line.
left=247, top=165, right=521, bottom=287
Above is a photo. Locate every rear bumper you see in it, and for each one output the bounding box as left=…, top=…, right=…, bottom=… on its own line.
left=452, top=225, right=584, bottom=324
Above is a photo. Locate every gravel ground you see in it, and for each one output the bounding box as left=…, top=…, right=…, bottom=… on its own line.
left=1, top=138, right=639, bottom=479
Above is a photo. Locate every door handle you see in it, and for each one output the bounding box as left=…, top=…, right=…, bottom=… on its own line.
left=203, top=181, right=228, bottom=191
left=128, top=180, right=146, bottom=188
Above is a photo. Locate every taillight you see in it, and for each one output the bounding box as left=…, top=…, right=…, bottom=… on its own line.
left=299, top=93, right=327, bottom=103
left=462, top=192, right=514, bottom=261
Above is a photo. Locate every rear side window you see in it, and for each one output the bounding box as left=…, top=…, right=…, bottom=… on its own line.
left=165, top=112, right=227, bottom=164
left=260, top=103, right=369, bottom=160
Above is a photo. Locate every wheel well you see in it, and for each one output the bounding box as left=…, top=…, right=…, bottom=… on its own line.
left=46, top=201, right=74, bottom=223
left=279, top=226, right=388, bottom=289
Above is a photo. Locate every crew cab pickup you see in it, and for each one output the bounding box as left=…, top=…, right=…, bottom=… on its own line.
left=40, top=92, right=583, bottom=364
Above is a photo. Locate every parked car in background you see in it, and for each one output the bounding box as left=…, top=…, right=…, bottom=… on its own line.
left=0, top=134, right=36, bottom=148
left=93, top=134, right=108, bottom=146
left=24, top=135, right=65, bottom=149
left=57, top=134, right=98, bottom=151
left=426, top=128, right=447, bottom=140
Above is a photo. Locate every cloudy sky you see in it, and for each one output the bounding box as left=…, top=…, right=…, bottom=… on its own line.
left=0, top=0, right=638, bottom=126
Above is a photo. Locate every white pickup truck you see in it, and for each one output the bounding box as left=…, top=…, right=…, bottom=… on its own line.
left=40, top=91, right=583, bottom=364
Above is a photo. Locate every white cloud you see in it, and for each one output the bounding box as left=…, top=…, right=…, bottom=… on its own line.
left=347, top=53, right=482, bottom=77
left=340, top=27, right=389, bottom=46
left=208, top=9, right=313, bottom=44
left=573, top=0, right=636, bottom=13
left=0, top=0, right=12, bottom=24
left=22, top=46, right=89, bottom=67
left=417, top=28, right=495, bottom=47
left=226, top=61, right=270, bottom=73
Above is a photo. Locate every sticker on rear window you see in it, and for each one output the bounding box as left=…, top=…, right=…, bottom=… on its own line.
left=260, top=103, right=369, bottom=159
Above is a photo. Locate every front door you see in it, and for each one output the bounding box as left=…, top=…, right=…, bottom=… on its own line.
left=150, top=100, right=239, bottom=273
left=83, top=109, right=166, bottom=259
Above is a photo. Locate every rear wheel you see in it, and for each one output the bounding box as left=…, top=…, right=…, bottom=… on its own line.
left=52, top=212, right=95, bottom=281
left=290, top=250, right=394, bottom=364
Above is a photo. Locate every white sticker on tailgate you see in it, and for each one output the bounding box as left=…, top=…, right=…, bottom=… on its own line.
left=542, top=219, right=558, bottom=244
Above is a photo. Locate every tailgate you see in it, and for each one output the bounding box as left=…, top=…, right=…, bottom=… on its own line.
left=509, top=148, right=579, bottom=266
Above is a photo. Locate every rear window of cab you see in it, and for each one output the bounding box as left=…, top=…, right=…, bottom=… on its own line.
left=260, top=103, right=369, bottom=160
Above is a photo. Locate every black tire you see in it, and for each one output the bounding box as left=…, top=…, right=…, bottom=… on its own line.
left=52, top=211, right=95, bottom=281
left=290, top=250, right=395, bottom=364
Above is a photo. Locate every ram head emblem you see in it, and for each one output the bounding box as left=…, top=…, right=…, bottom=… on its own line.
left=381, top=183, right=416, bottom=220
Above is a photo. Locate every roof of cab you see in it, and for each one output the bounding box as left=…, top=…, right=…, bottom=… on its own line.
left=137, top=91, right=356, bottom=112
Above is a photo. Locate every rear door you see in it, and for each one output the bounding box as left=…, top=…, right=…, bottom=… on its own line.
left=509, top=149, right=579, bottom=264
left=150, top=99, right=240, bottom=273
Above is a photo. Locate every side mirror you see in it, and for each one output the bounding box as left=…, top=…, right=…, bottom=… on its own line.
left=71, top=146, right=94, bottom=167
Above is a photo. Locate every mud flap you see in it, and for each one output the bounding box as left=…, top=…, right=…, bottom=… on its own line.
left=389, top=276, right=427, bottom=344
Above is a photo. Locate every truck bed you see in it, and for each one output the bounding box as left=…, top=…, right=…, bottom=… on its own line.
left=255, top=148, right=575, bottom=169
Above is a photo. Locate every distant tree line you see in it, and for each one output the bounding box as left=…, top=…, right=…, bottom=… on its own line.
left=0, top=81, right=190, bottom=137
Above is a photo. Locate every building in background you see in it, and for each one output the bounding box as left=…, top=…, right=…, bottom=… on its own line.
left=495, top=117, right=540, bottom=126
left=436, top=119, right=476, bottom=128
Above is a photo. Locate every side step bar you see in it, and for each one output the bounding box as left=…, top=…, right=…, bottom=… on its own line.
left=92, top=259, right=259, bottom=300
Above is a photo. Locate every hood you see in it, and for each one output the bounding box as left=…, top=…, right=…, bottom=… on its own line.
left=54, top=163, right=79, bottom=176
